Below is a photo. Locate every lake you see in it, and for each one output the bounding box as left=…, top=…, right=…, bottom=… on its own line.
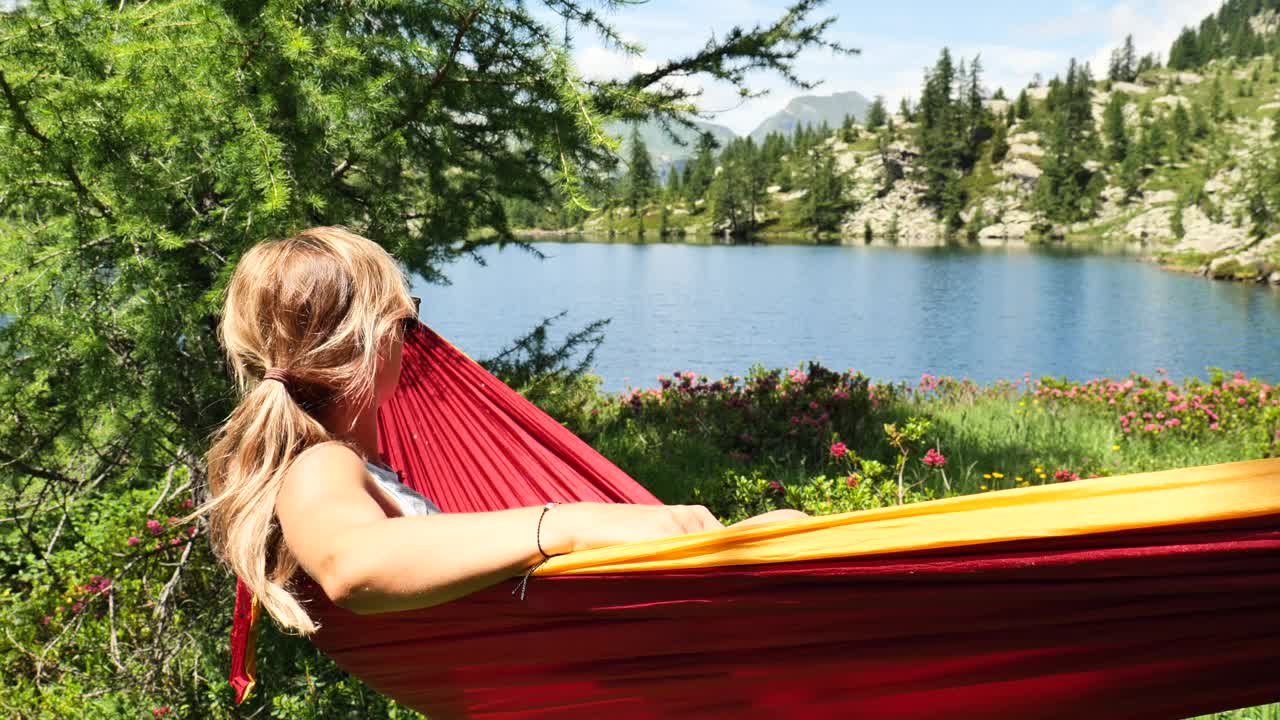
left=412, top=241, right=1280, bottom=394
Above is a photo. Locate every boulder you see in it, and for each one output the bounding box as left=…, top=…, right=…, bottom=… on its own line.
left=1110, top=82, right=1149, bottom=95
left=1009, top=143, right=1044, bottom=158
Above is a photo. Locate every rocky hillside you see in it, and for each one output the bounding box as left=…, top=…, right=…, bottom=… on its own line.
left=571, top=51, right=1280, bottom=287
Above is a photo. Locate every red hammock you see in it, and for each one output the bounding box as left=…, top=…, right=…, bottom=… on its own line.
left=230, top=323, right=1280, bottom=719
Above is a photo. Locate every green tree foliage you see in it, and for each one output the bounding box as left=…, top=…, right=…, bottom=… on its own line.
left=1118, top=148, right=1144, bottom=202
left=0, top=0, right=852, bottom=715
left=1108, top=34, right=1138, bottom=83
left=626, top=126, right=657, bottom=216
left=1034, top=59, right=1102, bottom=223
left=910, top=49, right=995, bottom=234
left=1169, top=0, right=1280, bottom=71
left=866, top=95, right=888, bottom=128
left=1103, top=91, right=1130, bottom=164
left=710, top=137, right=769, bottom=237
left=1170, top=103, right=1193, bottom=159
left=1014, top=89, right=1032, bottom=120
left=989, top=121, right=1010, bottom=165
left=667, top=165, right=683, bottom=197
left=797, top=142, right=847, bottom=233
left=684, top=132, right=721, bottom=205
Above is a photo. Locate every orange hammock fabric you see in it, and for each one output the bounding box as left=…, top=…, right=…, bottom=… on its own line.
left=231, top=323, right=1280, bottom=718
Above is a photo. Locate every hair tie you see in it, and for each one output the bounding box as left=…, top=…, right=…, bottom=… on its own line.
left=262, top=368, right=291, bottom=389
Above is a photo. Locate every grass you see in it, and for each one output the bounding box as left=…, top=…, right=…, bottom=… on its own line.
left=532, top=365, right=1280, bottom=718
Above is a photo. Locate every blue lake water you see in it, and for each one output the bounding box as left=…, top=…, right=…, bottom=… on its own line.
left=412, top=242, right=1280, bottom=393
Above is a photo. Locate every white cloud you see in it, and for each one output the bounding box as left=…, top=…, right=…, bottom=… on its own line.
left=568, top=1, right=1227, bottom=137
left=1084, top=0, right=1223, bottom=73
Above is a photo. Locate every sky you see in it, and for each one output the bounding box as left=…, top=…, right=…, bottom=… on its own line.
left=546, top=0, right=1224, bottom=136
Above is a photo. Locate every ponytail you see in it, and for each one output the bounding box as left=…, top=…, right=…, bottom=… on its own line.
left=191, top=227, right=417, bottom=634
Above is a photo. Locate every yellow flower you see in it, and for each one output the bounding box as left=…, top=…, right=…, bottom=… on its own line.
left=992, top=472, right=1004, bottom=479
left=982, top=473, right=992, bottom=479
left=1016, top=476, right=1024, bottom=482
left=1111, top=444, right=1121, bottom=451
left=980, top=485, right=988, bottom=490
left=1034, top=466, right=1043, bottom=473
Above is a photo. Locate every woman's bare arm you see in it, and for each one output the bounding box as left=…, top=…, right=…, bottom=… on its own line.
left=275, top=443, right=726, bottom=614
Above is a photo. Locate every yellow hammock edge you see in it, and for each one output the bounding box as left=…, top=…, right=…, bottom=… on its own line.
left=537, top=457, right=1280, bottom=576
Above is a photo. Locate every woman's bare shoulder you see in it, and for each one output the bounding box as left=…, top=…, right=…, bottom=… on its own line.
left=277, top=441, right=370, bottom=513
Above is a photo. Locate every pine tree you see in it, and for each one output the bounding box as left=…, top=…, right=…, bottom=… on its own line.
left=887, top=211, right=901, bottom=244
left=1103, top=92, right=1130, bottom=164
left=1034, top=59, right=1101, bottom=223
left=626, top=126, right=656, bottom=217
left=840, top=113, right=858, bottom=142
left=667, top=165, right=683, bottom=197
left=866, top=96, right=888, bottom=128
left=990, top=121, right=1010, bottom=164
left=1118, top=148, right=1143, bottom=202
left=684, top=131, right=719, bottom=204
left=1170, top=103, right=1192, bottom=159
left=898, top=97, right=915, bottom=122
left=798, top=142, right=847, bottom=233
left=915, top=48, right=965, bottom=223
left=1108, top=35, right=1138, bottom=83
left=1015, top=89, right=1032, bottom=120
left=1210, top=75, right=1226, bottom=121
left=0, top=0, right=854, bottom=709
left=709, top=138, right=767, bottom=238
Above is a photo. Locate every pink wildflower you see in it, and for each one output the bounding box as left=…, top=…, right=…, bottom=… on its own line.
left=1053, top=470, right=1080, bottom=482
left=181, top=498, right=194, bottom=509
left=127, top=536, right=141, bottom=547
left=921, top=448, right=947, bottom=468
left=146, top=519, right=162, bottom=535
left=846, top=474, right=860, bottom=487
left=829, top=442, right=848, bottom=459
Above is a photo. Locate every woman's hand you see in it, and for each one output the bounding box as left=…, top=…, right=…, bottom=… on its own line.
left=727, top=508, right=809, bottom=529
left=539, top=502, right=724, bottom=555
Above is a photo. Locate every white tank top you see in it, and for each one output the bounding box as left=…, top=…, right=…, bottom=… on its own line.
left=365, top=461, right=442, bottom=517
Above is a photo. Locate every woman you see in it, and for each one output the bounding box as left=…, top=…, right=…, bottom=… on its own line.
left=199, top=226, right=803, bottom=635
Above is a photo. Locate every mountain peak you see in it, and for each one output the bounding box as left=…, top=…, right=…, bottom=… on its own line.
left=747, top=91, right=872, bottom=143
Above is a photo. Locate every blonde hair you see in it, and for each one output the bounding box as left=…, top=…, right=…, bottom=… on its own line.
left=197, top=226, right=417, bottom=634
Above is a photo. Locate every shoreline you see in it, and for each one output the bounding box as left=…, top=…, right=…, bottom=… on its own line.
left=512, top=228, right=1280, bottom=288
